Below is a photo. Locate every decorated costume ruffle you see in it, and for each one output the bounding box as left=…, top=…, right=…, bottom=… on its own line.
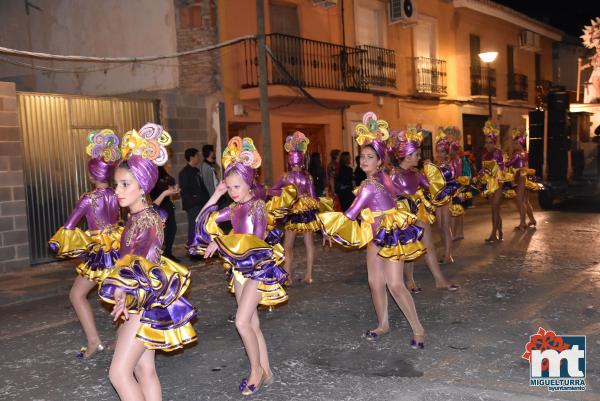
left=512, top=167, right=544, bottom=192
left=318, top=205, right=426, bottom=261
left=406, top=188, right=436, bottom=225
left=449, top=176, right=474, bottom=217
left=98, top=254, right=197, bottom=351
left=49, top=226, right=123, bottom=282
left=190, top=205, right=288, bottom=306
left=424, top=162, right=462, bottom=206
left=477, top=160, right=514, bottom=198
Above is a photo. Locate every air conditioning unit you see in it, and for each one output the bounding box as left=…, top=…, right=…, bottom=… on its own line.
left=520, top=30, right=541, bottom=51
left=312, top=0, right=337, bottom=9
left=389, top=0, right=417, bottom=26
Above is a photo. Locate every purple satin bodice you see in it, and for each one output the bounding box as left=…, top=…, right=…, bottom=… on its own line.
left=344, top=171, right=398, bottom=220
left=482, top=149, right=505, bottom=170
left=63, top=187, right=119, bottom=231
left=120, top=206, right=165, bottom=264
left=390, top=168, right=430, bottom=195
left=269, top=170, right=316, bottom=198
left=450, top=157, right=463, bottom=178
left=506, top=151, right=528, bottom=169
left=215, top=198, right=267, bottom=240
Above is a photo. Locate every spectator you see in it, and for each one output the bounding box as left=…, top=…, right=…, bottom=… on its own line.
left=178, top=148, right=209, bottom=246
left=326, top=149, right=340, bottom=195
left=353, top=154, right=366, bottom=187
left=308, top=152, right=326, bottom=196
left=200, top=144, right=220, bottom=196
left=150, top=166, right=181, bottom=261
left=335, top=151, right=355, bottom=211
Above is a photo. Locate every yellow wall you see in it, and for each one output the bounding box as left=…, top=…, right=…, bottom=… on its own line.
left=218, top=0, right=559, bottom=178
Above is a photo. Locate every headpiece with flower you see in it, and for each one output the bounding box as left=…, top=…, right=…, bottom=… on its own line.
left=511, top=128, right=527, bottom=147
left=284, top=131, right=310, bottom=167
left=85, top=129, right=121, bottom=183
left=483, top=120, right=500, bottom=143
left=354, top=112, right=389, bottom=161
left=389, top=125, right=424, bottom=159
left=118, top=123, right=171, bottom=193
left=222, top=136, right=262, bottom=188
left=581, top=17, right=600, bottom=49
left=121, top=123, right=172, bottom=166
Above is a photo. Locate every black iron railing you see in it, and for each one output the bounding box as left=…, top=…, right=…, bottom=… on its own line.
left=242, top=34, right=396, bottom=92
left=508, top=73, right=528, bottom=100
left=413, top=57, right=447, bottom=96
left=358, top=45, right=396, bottom=88
left=471, top=66, right=496, bottom=97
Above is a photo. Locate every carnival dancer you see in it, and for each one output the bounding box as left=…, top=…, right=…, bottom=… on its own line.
left=478, top=121, right=514, bottom=243
left=389, top=128, right=460, bottom=294
left=448, top=138, right=472, bottom=240
left=98, top=123, right=197, bottom=401
left=506, top=128, right=542, bottom=230
left=268, top=131, right=327, bottom=285
left=48, top=129, right=122, bottom=359
left=190, top=137, right=286, bottom=395
left=431, top=128, right=461, bottom=264
left=318, top=112, right=427, bottom=348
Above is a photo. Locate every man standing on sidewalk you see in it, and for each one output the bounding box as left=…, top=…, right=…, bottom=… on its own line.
left=178, top=148, right=209, bottom=247
left=200, top=144, right=220, bottom=196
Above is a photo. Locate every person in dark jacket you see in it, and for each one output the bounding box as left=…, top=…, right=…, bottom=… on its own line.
left=178, top=148, right=209, bottom=246
left=150, top=166, right=180, bottom=261
left=353, top=155, right=366, bottom=187
left=308, top=152, right=326, bottom=197
left=335, top=151, right=355, bottom=211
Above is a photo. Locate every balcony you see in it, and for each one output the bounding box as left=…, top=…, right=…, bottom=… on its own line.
left=470, top=66, right=496, bottom=97
left=413, top=57, right=447, bottom=97
left=241, top=34, right=396, bottom=103
left=508, top=73, right=528, bottom=101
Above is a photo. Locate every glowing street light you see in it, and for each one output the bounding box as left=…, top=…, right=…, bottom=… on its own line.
left=479, top=51, right=498, bottom=120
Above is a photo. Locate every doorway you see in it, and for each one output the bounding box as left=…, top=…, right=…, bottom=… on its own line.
left=269, top=2, right=301, bottom=84
left=462, top=114, right=488, bottom=163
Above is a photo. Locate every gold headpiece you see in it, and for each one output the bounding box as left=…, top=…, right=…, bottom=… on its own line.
left=121, top=123, right=172, bottom=166
left=483, top=120, right=499, bottom=138
left=222, top=136, right=262, bottom=170
left=581, top=17, right=600, bottom=49
left=86, top=129, right=121, bottom=163
left=354, top=111, right=389, bottom=146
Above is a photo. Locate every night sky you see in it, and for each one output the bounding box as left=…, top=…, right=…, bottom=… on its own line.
left=493, top=0, right=600, bottom=38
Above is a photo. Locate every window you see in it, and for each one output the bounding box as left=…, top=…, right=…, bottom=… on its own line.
left=355, top=0, right=386, bottom=47
left=413, top=15, right=437, bottom=59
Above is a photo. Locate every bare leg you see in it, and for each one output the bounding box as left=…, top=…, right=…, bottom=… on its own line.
left=418, top=221, right=453, bottom=289
left=436, top=204, right=453, bottom=263
left=493, top=189, right=503, bottom=239
left=234, top=279, right=264, bottom=387
left=69, top=276, right=102, bottom=354
left=525, top=190, right=536, bottom=225
left=233, top=279, right=272, bottom=380
left=109, top=314, right=159, bottom=401
left=283, top=230, right=296, bottom=285
left=366, top=243, right=390, bottom=335
left=515, top=174, right=527, bottom=229
left=302, top=231, right=314, bottom=283
left=134, top=348, right=161, bottom=401
left=403, top=261, right=418, bottom=291
left=452, top=215, right=464, bottom=240
left=382, top=258, right=425, bottom=341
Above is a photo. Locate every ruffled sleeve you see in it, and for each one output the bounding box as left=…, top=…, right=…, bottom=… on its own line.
left=423, top=162, right=462, bottom=206
left=189, top=204, right=226, bottom=256
left=265, top=184, right=297, bottom=229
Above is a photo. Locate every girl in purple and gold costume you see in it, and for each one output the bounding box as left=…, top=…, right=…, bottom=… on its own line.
left=318, top=112, right=427, bottom=349
left=268, top=131, right=326, bottom=285
left=389, top=128, right=459, bottom=293
left=190, top=137, right=285, bottom=395
left=48, top=129, right=122, bottom=359
left=449, top=138, right=472, bottom=240
left=507, top=128, right=542, bottom=230
left=98, top=124, right=196, bottom=401
left=478, top=121, right=514, bottom=243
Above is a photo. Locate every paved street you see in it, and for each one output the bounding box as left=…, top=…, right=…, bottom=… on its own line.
left=1, top=199, right=599, bottom=401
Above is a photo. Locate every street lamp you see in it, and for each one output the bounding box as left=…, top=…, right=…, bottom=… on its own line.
left=478, top=51, right=498, bottom=120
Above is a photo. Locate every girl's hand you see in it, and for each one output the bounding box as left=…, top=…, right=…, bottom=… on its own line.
left=110, top=288, right=129, bottom=322
left=204, top=241, right=219, bottom=258
left=214, top=181, right=228, bottom=197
